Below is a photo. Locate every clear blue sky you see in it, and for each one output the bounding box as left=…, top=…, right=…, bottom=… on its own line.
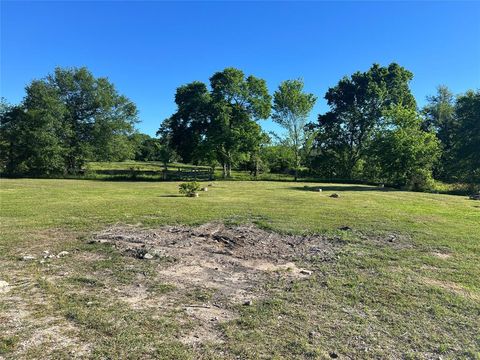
left=1, top=1, right=479, bottom=136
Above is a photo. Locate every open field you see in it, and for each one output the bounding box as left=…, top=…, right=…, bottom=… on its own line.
left=86, top=161, right=293, bottom=182
left=12, top=160, right=470, bottom=195
left=1, top=179, right=479, bottom=359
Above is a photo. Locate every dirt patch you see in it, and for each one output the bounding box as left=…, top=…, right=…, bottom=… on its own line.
left=90, top=222, right=342, bottom=344
left=0, top=293, right=91, bottom=359
left=92, top=222, right=338, bottom=262
left=423, top=278, right=480, bottom=301
left=0, top=280, right=11, bottom=293
left=432, top=252, right=451, bottom=260
left=91, top=223, right=338, bottom=287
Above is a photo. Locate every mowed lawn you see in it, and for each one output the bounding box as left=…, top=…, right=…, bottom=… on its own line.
left=1, top=179, right=479, bottom=359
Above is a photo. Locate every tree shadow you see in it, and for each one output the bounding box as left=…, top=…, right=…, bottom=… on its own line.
left=158, top=194, right=184, bottom=198
left=290, top=185, right=397, bottom=192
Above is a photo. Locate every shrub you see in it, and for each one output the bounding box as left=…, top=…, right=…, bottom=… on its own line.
left=179, top=182, right=201, bottom=197
left=405, top=168, right=436, bottom=192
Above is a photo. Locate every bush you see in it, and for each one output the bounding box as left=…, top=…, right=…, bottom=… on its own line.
left=405, top=168, right=436, bottom=192
left=178, top=182, right=201, bottom=197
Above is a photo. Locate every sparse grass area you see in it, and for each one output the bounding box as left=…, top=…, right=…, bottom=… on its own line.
left=1, top=178, right=479, bottom=359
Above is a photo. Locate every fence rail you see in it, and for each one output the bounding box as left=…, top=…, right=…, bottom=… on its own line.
left=91, top=167, right=214, bottom=181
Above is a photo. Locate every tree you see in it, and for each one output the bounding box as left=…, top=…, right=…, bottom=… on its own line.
left=209, top=68, right=271, bottom=177
left=452, top=90, right=480, bottom=186
left=367, top=105, right=440, bottom=190
left=160, top=68, right=271, bottom=178
left=260, top=143, right=295, bottom=174
left=158, top=82, right=211, bottom=164
left=272, top=79, right=316, bottom=180
left=1, top=85, right=68, bottom=176
left=50, top=67, right=138, bottom=170
left=313, top=63, right=416, bottom=178
left=422, top=86, right=456, bottom=179
left=0, top=99, right=22, bottom=173
left=1, top=67, right=138, bottom=176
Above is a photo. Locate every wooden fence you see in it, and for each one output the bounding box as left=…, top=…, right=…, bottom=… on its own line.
left=92, top=167, right=214, bottom=181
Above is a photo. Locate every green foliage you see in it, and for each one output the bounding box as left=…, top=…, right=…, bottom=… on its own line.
left=158, top=82, right=211, bottom=164
left=131, top=133, right=177, bottom=169
left=208, top=68, right=271, bottom=177
left=0, top=67, right=138, bottom=176
left=451, top=90, right=480, bottom=185
left=2, top=63, right=477, bottom=190
left=422, top=86, right=457, bottom=179
left=1, top=88, right=67, bottom=176
left=260, top=144, right=295, bottom=174
left=367, top=106, right=441, bottom=190
left=178, top=181, right=201, bottom=197
left=405, top=168, right=436, bottom=192
left=313, top=63, right=416, bottom=178
left=422, top=88, right=480, bottom=187
left=160, top=68, right=271, bottom=178
left=272, top=79, right=316, bottom=180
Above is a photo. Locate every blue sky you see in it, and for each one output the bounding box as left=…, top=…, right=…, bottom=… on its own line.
left=1, top=1, right=479, bottom=136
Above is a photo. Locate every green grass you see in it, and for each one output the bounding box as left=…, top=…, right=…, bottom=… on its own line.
left=86, top=160, right=294, bottom=181
left=1, top=178, right=479, bottom=359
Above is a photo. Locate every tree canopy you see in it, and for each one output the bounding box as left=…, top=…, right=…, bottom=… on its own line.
left=159, top=67, right=271, bottom=177
left=2, top=63, right=479, bottom=191
left=312, top=63, right=417, bottom=178
left=1, top=67, right=138, bottom=176
left=272, top=79, right=316, bottom=180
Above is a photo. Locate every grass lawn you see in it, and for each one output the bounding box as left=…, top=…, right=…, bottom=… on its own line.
left=85, top=161, right=293, bottom=181
left=1, top=179, right=479, bottom=359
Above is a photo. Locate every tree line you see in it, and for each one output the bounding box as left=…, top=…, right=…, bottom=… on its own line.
left=1, top=64, right=478, bottom=190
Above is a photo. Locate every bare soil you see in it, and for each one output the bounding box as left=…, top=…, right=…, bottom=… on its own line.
left=90, top=222, right=342, bottom=344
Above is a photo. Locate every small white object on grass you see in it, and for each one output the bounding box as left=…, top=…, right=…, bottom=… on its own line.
left=0, top=280, right=10, bottom=293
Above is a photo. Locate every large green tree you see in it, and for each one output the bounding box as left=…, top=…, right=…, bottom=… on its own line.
left=452, top=90, right=480, bottom=185
left=1, top=99, right=24, bottom=173
left=422, top=85, right=456, bottom=179
left=160, top=68, right=271, bottom=177
left=272, top=79, right=316, bottom=181
left=313, top=63, right=416, bottom=178
left=367, top=105, right=441, bottom=190
left=158, top=82, right=211, bottom=164
left=0, top=67, right=138, bottom=176
left=51, top=67, right=138, bottom=169
left=209, top=68, right=271, bottom=177
left=1, top=85, right=67, bottom=176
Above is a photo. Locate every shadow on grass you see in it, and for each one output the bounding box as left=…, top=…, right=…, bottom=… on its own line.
left=290, top=185, right=397, bottom=192
left=158, top=194, right=184, bottom=198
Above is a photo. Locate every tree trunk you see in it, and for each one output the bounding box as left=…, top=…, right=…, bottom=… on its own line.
left=222, top=163, right=227, bottom=179
left=294, top=149, right=299, bottom=181
left=227, top=162, right=232, bottom=178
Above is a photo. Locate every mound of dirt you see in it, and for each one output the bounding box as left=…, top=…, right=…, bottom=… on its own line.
left=92, top=222, right=340, bottom=263
left=91, top=223, right=341, bottom=301
left=90, top=222, right=342, bottom=344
